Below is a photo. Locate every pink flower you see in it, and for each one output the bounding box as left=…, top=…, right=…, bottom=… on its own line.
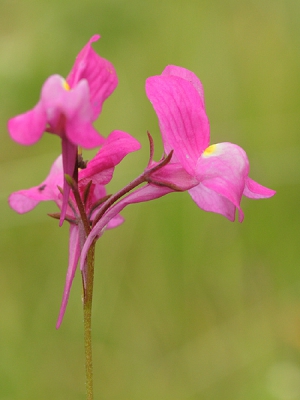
left=79, top=66, right=276, bottom=272
left=8, top=35, right=118, bottom=224
left=145, top=65, right=276, bottom=222
left=9, top=131, right=141, bottom=328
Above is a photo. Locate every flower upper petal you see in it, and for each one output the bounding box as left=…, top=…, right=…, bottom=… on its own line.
left=146, top=71, right=210, bottom=175
left=66, top=35, right=118, bottom=121
left=162, top=65, right=206, bottom=107
left=8, top=155, right=63, bottom=213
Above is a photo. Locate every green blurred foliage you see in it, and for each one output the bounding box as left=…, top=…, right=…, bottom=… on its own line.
left=0, top=0, right=299, bottom=399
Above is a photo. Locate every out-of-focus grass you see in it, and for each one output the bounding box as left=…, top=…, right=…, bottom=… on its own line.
left=0, top=0, right=299, bottom=399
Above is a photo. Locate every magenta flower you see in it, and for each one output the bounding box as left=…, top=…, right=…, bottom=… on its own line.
left=145, top=65, right=276, bottom=222
left=79, top=66, right=276, bottom=271
left=8, top=35, right=118, bottom=224
left=9, top=131, right=141, bottom=328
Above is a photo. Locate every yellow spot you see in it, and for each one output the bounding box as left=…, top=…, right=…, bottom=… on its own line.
left=62, top=80, right=70, bottom=91
left=203, top=144, right=216, bottom=157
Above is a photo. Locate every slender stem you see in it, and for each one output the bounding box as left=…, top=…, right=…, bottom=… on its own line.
left=83, top=242, right=95, bottom=400
left=68, top=174, right=95, bottom=400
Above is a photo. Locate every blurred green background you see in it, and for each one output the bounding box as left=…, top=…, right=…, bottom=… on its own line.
left=0, top=0, right=299, bottom=399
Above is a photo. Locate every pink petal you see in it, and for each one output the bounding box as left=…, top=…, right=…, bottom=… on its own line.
left=8, top=156, right=63, bottom=213
left=56, top=224, right=80, bottom=329
left=66, top=35, right=118, bottom=120
left=188, top=183, right=241, bottom=222
left=243, top=177, right=276, bottom=199
left=81, top=168, right=115, bottom=193
left=195, top=143, right=249, bottom=222
left=107, top=214, right=125, bottom=229
left=8, top=101, right=47, bottom=145
left=162, top=65, right=206, bottom=106
left=9, top=192, right=41, bottom=214
left=66, top=117, right=105, bottom=149
left=79, top=130, right=141, bottom=185
left=145, top=73, right=210, bottom=175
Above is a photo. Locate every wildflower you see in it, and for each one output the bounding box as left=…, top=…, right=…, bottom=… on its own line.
left=9, top=131, right=141, bottom=327
left=145, top=65, right=276, bottom=222
left=79, top=66, right=276, bottom=273
left=8, top=35, right=118, bottom=224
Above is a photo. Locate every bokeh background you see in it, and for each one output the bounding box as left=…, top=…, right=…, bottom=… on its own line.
left=0, top=0, right=299, bottom=399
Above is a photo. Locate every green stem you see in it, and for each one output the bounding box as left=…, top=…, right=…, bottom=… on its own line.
left=66, top=153, right=96, bottom=399
left=83, top=242, right=95, bottom=400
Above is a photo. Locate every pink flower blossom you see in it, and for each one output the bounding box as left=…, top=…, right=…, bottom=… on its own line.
left=9, top=131, right=141, bottom=328
left=145, top=65, right=276, bottom=222
left=79, top=66, right=276, bottom=272
left=8, top=35, right=118, bottom=224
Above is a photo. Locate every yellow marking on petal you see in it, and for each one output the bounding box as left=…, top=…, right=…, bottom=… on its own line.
left=203, top=144, right=216, bottom=157
left=62, top=80, right=70, bottom=91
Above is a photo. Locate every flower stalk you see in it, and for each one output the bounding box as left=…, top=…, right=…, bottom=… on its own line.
left=70, top=176, right=95, bottom=400
left=82, top=242, right=95, bottom=400
left=66, top=166, right=95, bottom=400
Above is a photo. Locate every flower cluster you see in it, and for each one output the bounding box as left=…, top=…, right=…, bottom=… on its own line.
left=8, top=35, right=275, bottom=328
